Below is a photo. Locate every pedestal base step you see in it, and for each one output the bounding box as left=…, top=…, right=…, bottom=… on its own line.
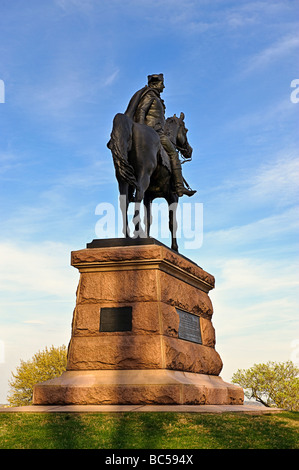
left=33, top=369, right=244, bottom=405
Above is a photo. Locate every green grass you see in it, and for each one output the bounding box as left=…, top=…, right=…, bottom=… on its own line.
left=0, top=412, right=298, bottom=449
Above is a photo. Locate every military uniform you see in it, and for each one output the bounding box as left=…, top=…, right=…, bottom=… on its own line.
left=125, top=74, right=195, bottom=197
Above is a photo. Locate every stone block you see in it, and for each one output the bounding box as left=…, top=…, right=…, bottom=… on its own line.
left=67, top=335, right=163, bottom=370
left=72, top=302, right=161, bottom=337
left=33, top=370, right=244, bottom=405
left=163, top=336, right=223, bottom=375
left=78, top=269, right=158, bottom=304
left=159, top=271, right=213, bottom=317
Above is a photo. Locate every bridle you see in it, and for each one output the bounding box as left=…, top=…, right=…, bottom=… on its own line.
left=165, top=117, right=192, bottom=163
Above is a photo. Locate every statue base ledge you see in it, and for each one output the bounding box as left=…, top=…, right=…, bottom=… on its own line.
left=33, top=369, right=244, bottom=405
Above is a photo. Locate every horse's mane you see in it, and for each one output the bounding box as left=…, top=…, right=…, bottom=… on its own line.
left=165, top=116, right=179, bottom=125
left=164, top=115, right=180, bottom=139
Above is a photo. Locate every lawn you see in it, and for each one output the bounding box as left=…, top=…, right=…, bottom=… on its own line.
left=0, top=412, right=298, bottom=450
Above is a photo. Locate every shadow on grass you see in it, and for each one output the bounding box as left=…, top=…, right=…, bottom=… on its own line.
left=105, top=411, right=299, bottom=450
left=42, top=412, right=182, bottom=449
left=1, top=411, right=298, bottom=449
left=36, top=412, right=183, bottom=449
left=107, top=412, right=181, bottom=449
left=0, top=413, right=97, bottom=449
left=41, top=414, right=91, bottom=449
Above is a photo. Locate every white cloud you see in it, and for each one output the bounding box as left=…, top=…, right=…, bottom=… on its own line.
left=0, top=240, right=77, bottom=403
left=224, top=1, right=295, bottom=27
left=208, top=255, right=299, bottom=380
left=213, top=257, right=299, bottom=295
left=0, top=152, right=15, bottom=163
left=206, top=206, right=299, bottom=249
left=23, top=320, right=45, bottom=324
left=223, top=99, right=296, bottom=135
left=0, top=156, right=115, bottom=241
left=202, top=150, right=299, bottom=240
left=55, top=0, right=94, bottom=13
left=242, top=34, right=299, bottom=75
left=102, top=69, right=120, bottom=87
left=0, top=152, right=24, bottom=177
left=194, top=148, right=299, bottom=378
left=251, top=153, right=299, bottom=202
left=0, top=241, right=77, bottom=297
left=238, top=151, right=299, bottom=210
left=31, top=73, right=94, bottom=118
left=0, top=319, right=71, bottom=403
left=234, top=150, right=297, bottom=200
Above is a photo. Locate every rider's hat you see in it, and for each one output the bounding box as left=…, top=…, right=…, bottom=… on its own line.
left=147, top=73, right=164, bottom=84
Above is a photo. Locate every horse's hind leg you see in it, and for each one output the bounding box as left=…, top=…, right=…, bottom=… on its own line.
left=118, top=180, right=130, bottom=238
left=132, top=173, right=152, bottom=238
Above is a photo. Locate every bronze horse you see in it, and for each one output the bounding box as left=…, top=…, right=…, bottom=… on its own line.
left=107, top=112, right=192, bottom=252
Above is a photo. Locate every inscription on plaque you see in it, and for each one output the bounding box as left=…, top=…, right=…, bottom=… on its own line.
left=177, top=308, right=202, bottom=344
left=100, top=306, right=132, bottom=332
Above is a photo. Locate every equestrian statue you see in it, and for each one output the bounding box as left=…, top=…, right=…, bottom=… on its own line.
left=107, top=73, right=196, bottom=252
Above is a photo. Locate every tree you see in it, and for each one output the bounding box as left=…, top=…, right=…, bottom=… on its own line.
left=7, top=345, right=67, bottom=406
left=232, top=361, right=299, bottom=411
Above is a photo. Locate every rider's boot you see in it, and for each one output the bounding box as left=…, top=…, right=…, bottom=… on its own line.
left=172, top=164, right=196, bottom=197
left=161, top=136, right=196, bottom=197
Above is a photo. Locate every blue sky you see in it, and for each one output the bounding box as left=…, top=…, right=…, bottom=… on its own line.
left=0, top=0, right=298, bottom=403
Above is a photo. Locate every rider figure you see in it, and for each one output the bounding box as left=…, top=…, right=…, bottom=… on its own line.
left=125, top=74, right=196, bottom=197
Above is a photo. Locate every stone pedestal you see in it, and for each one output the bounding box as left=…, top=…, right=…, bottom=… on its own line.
left=33, top=239, right=243, bottom=405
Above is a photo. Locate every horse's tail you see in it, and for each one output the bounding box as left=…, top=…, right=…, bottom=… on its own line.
left=107, top=113, right=139, bottom=189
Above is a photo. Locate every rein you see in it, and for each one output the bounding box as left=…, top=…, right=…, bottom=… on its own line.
left=164, top=119, right=192, bottom=163
left=176, top=145, right=192, bottom=163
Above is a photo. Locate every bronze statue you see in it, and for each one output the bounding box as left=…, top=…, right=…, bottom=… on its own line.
left=107, top=74, right=196, bottom=252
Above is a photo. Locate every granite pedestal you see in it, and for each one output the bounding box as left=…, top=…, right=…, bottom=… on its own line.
left=33, top=239, right=243, bottom=405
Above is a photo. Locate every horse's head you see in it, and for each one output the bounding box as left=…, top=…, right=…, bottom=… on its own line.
left=165, top=112, right=193, bottom=160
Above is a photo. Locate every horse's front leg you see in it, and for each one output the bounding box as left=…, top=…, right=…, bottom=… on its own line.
left=143, top=193, right=152, bottom=238
left=168, top=193, right=179, bottom=252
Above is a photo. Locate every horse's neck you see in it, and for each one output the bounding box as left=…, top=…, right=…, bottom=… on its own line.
left=164, top=118, right=179, bottom=143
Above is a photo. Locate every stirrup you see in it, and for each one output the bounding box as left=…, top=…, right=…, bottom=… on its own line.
left=176, top=185, right=196, bottom=197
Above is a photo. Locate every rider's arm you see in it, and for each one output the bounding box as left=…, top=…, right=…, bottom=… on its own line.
left=136, top=93, right=154, bottom=124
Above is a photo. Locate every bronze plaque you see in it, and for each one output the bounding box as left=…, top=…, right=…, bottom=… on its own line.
left=100, top=307, right=132, bottom=332
left=177, top=308, right=202, bottom=344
